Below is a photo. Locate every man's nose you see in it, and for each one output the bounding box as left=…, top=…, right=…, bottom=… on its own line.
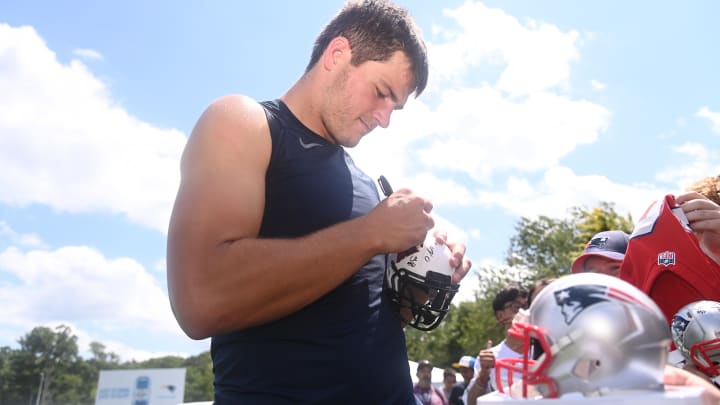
left=373, top=100, right=394, bottom=128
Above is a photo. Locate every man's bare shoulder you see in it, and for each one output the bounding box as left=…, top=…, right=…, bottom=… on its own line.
left=181, top=95, right=271, bottom=169
left=195, top=94, right=268, bottom=136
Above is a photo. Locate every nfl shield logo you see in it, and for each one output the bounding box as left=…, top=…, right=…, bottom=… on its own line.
left=657, top=251, right=676, bottom=267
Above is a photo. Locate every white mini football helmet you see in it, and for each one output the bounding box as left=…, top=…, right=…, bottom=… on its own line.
left=671, top=300, right=720, bottom=377
left=495, top=273, right=670, bottom=398
left=385, top=234, right=459, bottom=331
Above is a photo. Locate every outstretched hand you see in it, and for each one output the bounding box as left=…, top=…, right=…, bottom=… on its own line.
left=431, top=230, right=472, bottom=284
left=676, top=192, right=720, bottom=264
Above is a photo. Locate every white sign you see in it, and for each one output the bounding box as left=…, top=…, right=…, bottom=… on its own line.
left=95, top=368, right=186, bottom=405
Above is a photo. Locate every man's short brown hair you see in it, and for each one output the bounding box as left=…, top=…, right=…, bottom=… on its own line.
left=306, top=0, right=428, bottom=97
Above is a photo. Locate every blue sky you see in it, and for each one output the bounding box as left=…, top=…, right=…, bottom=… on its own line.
left=0, top=1, right=718, bottom=361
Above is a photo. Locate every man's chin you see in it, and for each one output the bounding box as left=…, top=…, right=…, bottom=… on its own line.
left=332, top=132, right=364, bottom=148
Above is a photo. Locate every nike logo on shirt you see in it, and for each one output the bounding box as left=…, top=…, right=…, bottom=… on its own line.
left=298, top=137, right=323, bottom=149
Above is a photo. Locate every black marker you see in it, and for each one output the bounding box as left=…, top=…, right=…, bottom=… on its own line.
left=378, top=175, right=393, bottom=197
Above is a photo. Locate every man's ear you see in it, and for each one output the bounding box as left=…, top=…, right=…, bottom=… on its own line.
left=322, top=36, right=352, bottom=71
left=495, top=310, right=503, bottom=320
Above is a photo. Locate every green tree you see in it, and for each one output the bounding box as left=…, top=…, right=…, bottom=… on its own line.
left=130, top=355, right=186, bottom=369
left=2, top=325, right=87, bottom=405
left=84, top=341, right=121, bottom=402
left=0, top=345, right=20, bottom=404
left=1, top=326, right=215, bottom=404
left=183, top=351, right=213, bottom=402
left=506, top=201, right=633, bottom=281
left=2, top=347, right=36, bottom=405
left=88, top=342, right=120, bottom=367
left=505, top=215, right=578, bottom=280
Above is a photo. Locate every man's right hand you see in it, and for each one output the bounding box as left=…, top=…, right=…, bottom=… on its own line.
left=368, top=187, right=434, bottom=252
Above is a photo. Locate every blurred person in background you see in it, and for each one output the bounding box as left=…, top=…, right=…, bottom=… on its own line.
left=449, top=355, right=475, bottom=404
left=571, top=230, right=629, bottom=277
left=442, top=367, right=457, bottom=403
left=464, top=284, right=528, bottom=404
left=413, top=360, right=447, bottom=405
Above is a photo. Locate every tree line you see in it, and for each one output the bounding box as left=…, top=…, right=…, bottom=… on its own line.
left=0, top=325, right=213, bottom=404
left=0, top=202, right=630, bottom=404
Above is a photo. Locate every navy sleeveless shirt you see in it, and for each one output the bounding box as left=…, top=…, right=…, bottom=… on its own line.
left=211, top=100, right=413, bottom=404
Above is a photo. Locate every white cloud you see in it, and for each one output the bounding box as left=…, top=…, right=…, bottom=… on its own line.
left=429, top=2, right=581, bottom=96
left=697, top=106, right=720, bottom=134
left=96, top=337, right=208, bottom=362
left=154, top=257, right=167, bottom=273
left=478, top=166, right=669, bottom=223
left=72, top=48, right=103, bottom=61
left=0, top=221, right=47, bottom=248
left=417, top=88, right=610, bottom=180
left=591, top=80, right=607, bottom=90
left=655, top=142, right=720, bottom=190
left=0, top=244, right=197, bottom=360
left=0, top=246, right=171, bottom=326
left=0, top=24, right=186, bottom=233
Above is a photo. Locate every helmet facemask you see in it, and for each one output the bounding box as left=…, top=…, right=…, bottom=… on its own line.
left=385, top=237, right=459, bottom=331
left=495, top=322, right=558, bottom=398
left=690, top=337, right=720, bottom=376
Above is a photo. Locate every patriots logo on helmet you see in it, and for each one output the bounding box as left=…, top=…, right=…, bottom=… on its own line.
left=554, top=285, right=610, bottom=325
left=672, top=315, right=690, bottom=336
left=554, top=283, right=650, bottom=325
left=657, top=251, right=676, bottom=267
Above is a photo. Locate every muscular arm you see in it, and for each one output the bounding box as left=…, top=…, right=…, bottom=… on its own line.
left=167, top=95, right=433, bottom=339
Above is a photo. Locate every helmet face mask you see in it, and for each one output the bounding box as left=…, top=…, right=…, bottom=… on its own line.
left=495, top=273, right=669, bottom=399
left=386, top=236, right=459, bottom=331
left=690, top=339, right=720, bottom=376
left=496, top=322, right=557, bottom=398
left=672, top=300, right=720, bottom=377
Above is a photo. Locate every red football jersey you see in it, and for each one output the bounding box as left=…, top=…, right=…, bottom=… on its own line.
left=620, top=194, right=720, bottom=323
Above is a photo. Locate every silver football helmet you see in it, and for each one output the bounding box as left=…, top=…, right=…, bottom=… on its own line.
left=671, top=300, right=720, bottom=377
left=495, top=273, right=670, bottom=398
left=385, top=234, right=459, bottom=331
